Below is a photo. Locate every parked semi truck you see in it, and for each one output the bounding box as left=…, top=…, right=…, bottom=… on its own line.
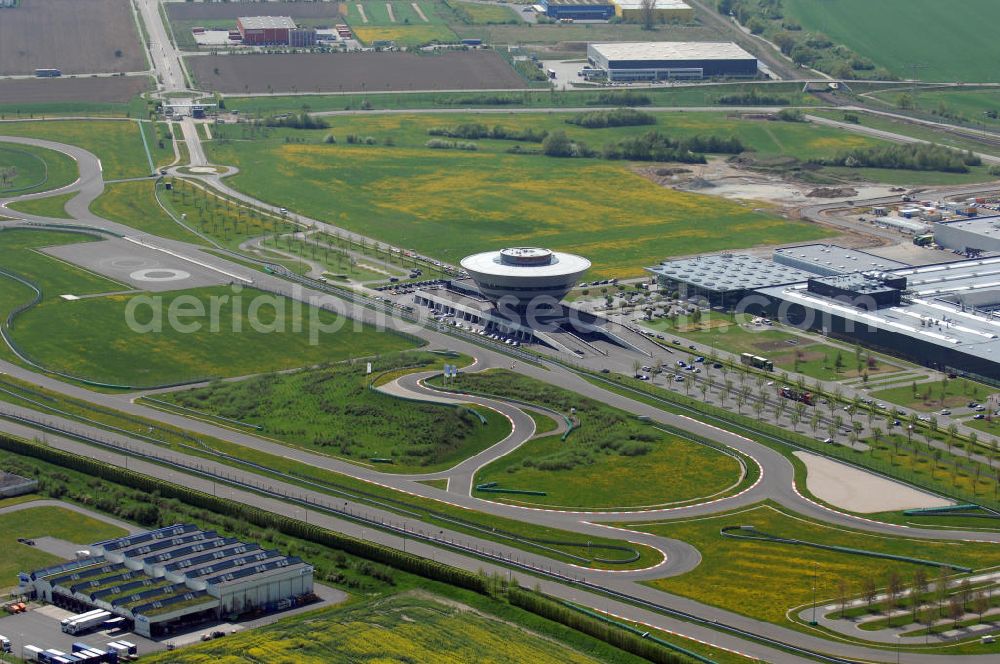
left=739, top=352, right=774, bottom=371
left=64, top=610, right=112, bottom=635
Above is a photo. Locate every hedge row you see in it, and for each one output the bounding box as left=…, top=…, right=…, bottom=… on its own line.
left=509, top=589, right=697, bottom=664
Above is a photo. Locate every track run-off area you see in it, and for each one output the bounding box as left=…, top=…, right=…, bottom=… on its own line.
left=1, top=132, right=999, bottom=664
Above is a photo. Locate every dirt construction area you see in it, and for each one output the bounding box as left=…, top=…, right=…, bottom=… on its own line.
left=187, top=51, right=526, bottom=94
left=0, top=77, right=148, bottom=106
left=167, top=0, right=343, bottom=21
left=0, top=0, right=146, bottom=76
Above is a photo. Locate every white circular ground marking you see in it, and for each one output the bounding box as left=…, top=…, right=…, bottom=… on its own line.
left=130, top=268, right=191, bottom=282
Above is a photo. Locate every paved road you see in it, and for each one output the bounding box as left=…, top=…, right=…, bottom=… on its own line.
left=2, top=133, right=999, bottom=661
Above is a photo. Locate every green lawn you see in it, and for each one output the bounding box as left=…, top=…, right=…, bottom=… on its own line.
left=347, top=1, right=450, bottom=26
left=0, top=141, right=78, bottom=196
left=648, top=315, right=900, bottom=382
left=11, top=285, right=419, bottom=387
left=0, top=505, right=128, bottom=584
left=0, top=120, right=152, bottom=180
left=870, top=87, right=1000, bottom=128
left=630, top=502, right=1000, bottom=626
left=6, top=191, right=78, bottom=219
left=206, top=112, right=852, bottom=277
left=434, top=370, right=745, bottom=510
left=157, top=359, right=512, bottom=473
left=140, top=593, right=610, bottom=664
left=0, top=228, right=124, bottom=298
left=89, top=180, right=207, bottom=244
left=871, top=377, right=993, bottom=412
left=784, top=0, right=1000, bottom=82
left=451, top=1, right=520, bottom=24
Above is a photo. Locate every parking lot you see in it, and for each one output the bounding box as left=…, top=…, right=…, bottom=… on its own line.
left=0, top=606, right=162, bottom=660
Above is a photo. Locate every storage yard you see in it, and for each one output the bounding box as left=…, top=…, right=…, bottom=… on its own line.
left=186, top=50, right=526, bottom=94
left=0, top=0, right=146, bottom=76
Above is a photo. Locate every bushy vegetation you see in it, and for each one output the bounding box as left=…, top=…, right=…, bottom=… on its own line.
left=159, top=353, right=508, bottom=471
left=604, top=132, right=745, bottom=162
left=822, top=143, right=981, bottom=173
left=264, top=112, right=330, bottom=130
left=428, top=122, right=547, bottom=142
left=426, top=139, right=478, bottom=151
left=566, top=108, right=657, bottom=129
left=716, top=88, right=791, bottom=105
left=588, top=91, right=652, bottom=107
left=434, top=94, right=524, bottom=106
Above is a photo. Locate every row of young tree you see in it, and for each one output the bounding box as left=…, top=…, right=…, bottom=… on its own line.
left=427, top=122, right=547, bottom=142
left=565, top=108, right=657, bottom=128
left=839, top=567, right=995, bottom=631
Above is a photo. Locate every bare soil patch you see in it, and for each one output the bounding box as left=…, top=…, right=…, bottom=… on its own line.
left=0, top=76, right=148, bottom=106
left=188, top=51, right=525, bottom=94
left=167, top=1, right=343, bottom=21
left=0, top=0, right=146, bottom=76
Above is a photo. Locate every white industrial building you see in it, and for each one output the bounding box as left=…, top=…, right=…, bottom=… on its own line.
left=934, top=215, right=1000, bottom=254
left=22, top=524, right=313, bottom=638
left=461, top=248, right=591, bottom=311
left=586, top=41, right=758, bottom=81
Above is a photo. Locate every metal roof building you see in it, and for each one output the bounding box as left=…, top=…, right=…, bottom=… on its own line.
left=934, top=215, right=1000, bottom=254
left=587, top=41, right=757, bottom=80
left=23, top=525, right=313, bottom=638
left=647, top=253, right=814, bottom=308
left=773, top=244, right=909, bottom=276
left=612, top=0, right=694, bottom=22
left=757, top=256, right=1000, bottom=380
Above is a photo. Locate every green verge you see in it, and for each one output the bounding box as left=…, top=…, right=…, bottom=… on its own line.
left=428, top=370, right=748, bottom=511
left=6, top=191, right=78, bottom=219
left=89, top=179, right=208, bottom=244
left=0, top=369, right=660, bottom=569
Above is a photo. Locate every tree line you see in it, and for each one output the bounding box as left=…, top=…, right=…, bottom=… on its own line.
left=819, top=143, right=981, bottom=173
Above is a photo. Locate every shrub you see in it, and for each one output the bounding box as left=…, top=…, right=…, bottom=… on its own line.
left=566, top=108, right=656, bottom=129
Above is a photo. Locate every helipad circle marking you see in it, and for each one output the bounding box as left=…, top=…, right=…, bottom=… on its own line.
left=130, top=268, right=190, bottom=282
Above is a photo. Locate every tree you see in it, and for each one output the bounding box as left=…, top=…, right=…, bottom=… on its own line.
left=541, top=130, right=574, bottom=157
left=935, top=567, right=952, bottom=617
left=972, top=591, right=989, bottom=623
left=896, top=93, right=915, bottom=110
left=837, top=578, right=849, bottom=618
left=861, top=577, right=878, bottom=612
left=639, top=0, right=657, bottom=30
left=948, top=596, right=963, bottom=627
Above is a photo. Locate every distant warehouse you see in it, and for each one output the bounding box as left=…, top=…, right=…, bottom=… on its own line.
left=238, top=16, right=299, bottom=45
left=612, top=0, right=694, bottom=22
left=587, top=41, right=758, bottom=81
left=542, top=0, right=617, bottom=21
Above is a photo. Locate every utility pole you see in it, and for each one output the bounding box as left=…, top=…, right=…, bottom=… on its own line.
left=909, top=62, right=927, bottom=102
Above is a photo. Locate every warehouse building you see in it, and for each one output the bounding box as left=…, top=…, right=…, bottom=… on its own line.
left=934, top=215, right=1000, bottom=254
left=586, top=41, right=758, bottom=81
left=646, top=253, right=814, bottom=308
left=237, top=16, right=297, bottom=45
left=758, top=256, right=1000, bottom=381
left=612, top=0, right=694, bottom=22
left=773, top=244, right=908, bottom=276
left=542, top=0, right=616, bottom=20
left=22, top=524, right=314, bottom=638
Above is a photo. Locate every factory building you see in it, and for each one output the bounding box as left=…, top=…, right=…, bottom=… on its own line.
left=772, top=244, right=909, bottom=276
left=758, top=257, right=1000, bottom=381
left=461, top=248, right=591, bottom=311
left=22, top=525, right=314, bottom=638
left=611, top=0, right=694, bottom=22
left=646, top=253, right=814, bottom=308
left=586, top=41, right=758, bottom=81
left=237, top=16, right=297, bottom=45
left=542, top=0, right=617, bottom=20
left=934, top=216, right=1000, bottom=254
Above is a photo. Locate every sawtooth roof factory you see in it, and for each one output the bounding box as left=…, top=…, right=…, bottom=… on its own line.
left=21, top=524, right=314, bottom=638
left=586, top=41, right=758, bottom=81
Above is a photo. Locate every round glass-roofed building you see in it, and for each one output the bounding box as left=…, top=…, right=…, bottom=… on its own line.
left=460, top=248, right=591, bottom=310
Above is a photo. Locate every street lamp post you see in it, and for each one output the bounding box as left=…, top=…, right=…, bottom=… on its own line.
left=810, top=561, right=819, bottom=626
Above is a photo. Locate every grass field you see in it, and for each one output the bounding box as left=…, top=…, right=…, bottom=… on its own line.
left=206, top=112, right=852, bottom=277
left=871, top=377, right=993, bottom=412
left=11, top=285, right=419, bottom=387
left=784, top=0, right=1000, bottom=83
left=645, top=315, right=900, bottom=382
left=89, top=180, right=206, bottom=244
left=0, top=120, right=151, bottom=180
left=631, top=502, right=1000, bottom=626
left=871, top=87, right=1000, bottom=127
left=158, top=359, right=512, bottom=473
left=224, top=82, right=818, bottom=115
left=354, top=24, right=458, bottom=46
left=434, top=370, right=744, bottom=510
left=451, top=0, right=521, bottom=24
left=0, top=505, right=127, bottom=584
left=6, top=191, right=77, bottom=219
left=141, top=592, right=611, bottom=664
left=0, top=141, right=78, bottom=196
left=0, top=229, right=123, bottom=299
